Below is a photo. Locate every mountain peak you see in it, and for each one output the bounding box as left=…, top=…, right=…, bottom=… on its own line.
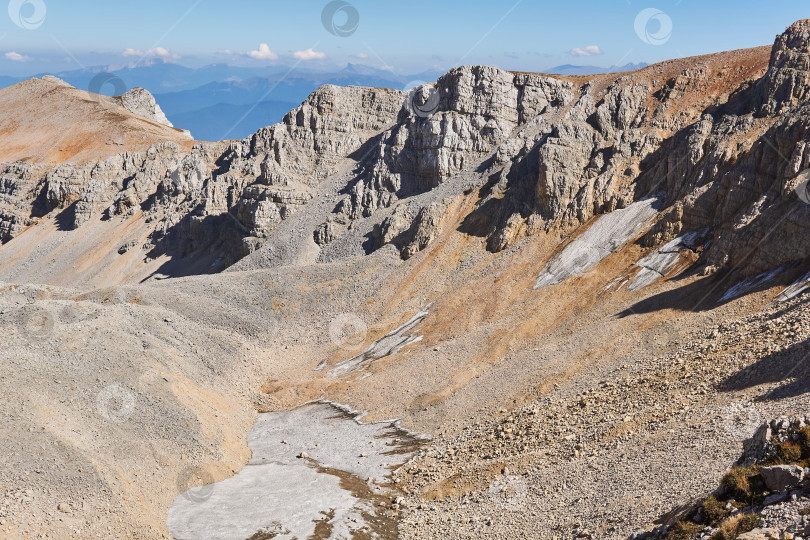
left=763, top=18, right=810, bottom=114
left=787, top=18, right=810, bottom=30
left=0, top=77, right=193, bottom=164
left=40, top=75, right=73, bottom=88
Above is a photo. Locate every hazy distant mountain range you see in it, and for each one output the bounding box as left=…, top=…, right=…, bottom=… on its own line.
left=0, top=62, right=647, bottom=140
left=24, top=63, right=444, bottom=141
left=546, top=62, right=649, bottom=75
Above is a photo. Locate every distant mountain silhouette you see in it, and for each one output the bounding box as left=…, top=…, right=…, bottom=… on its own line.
left=547, top=62, right=650, bottom=75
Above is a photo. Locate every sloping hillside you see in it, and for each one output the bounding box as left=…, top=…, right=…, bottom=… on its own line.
left=0, top=77, right=193, bottom=165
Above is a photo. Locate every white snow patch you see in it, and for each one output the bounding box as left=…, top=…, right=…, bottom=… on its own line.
left=774, top=269, right=810, bottom=302
left=534, top=197, right=662, bottom=290
left=626, top=229, right=708, bottom=292
left=327, top=305, right=430, bottom=377
left=719, top=267, right=786, bottom=303
left=167, top=401, right=425, bottom=540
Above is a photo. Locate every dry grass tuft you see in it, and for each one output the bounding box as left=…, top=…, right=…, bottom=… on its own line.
left=720, top=465, right=760, bottom=501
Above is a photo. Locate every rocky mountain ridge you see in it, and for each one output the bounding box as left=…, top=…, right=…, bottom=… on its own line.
left=2, top=24, right=802, bottom=289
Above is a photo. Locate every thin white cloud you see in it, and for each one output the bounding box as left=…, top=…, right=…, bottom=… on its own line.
left=293, top=48, right=326, bottom=61
left=352, top=53, right=368, bottom=59
left=122, top=47, right=180, bottom=62
left=5, top=51, right=31, bottom=62
left=151, top=47, right=178, bottom=60
left=247, top=43, right=278, bottom=61
left=570, top=45, right=603, bottom=57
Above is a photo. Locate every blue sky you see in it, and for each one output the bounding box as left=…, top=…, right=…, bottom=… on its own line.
left=0, top=0, right=807, bottom=75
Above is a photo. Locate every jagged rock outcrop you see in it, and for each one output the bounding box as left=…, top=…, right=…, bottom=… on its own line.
left=447, top=19, right=810, bottom=282
left=212, top=84, right=403, bottom=242
left=743, top=416, right=810, bottom=465
left=318, top=56, right=752, bottom=260
left=633, top=24, right=810, bottom=277
left=0, top=162, right=48, bottom=242
left=119, top=87, right=177, bottom=130
left=371, top=199, right=451, bottom=260
left=637, top=416, right=810, bottom=540
left=44, top=142, right=190, bottom=228
left=763, top=19, right=810, bottom=115
left=0, top=83, right=406, bottom=265
left=400, top=200, right=450, bottom=259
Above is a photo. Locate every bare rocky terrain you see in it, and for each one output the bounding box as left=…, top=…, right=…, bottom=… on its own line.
left=1, top=18, right=810, bottom=540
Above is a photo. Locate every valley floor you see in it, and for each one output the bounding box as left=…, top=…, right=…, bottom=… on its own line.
left=1, top=222, right=807, bottom=539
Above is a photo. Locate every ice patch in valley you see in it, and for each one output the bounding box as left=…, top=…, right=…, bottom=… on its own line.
left=775, top=269, right=810, bottom=302
left=167, top=401, right=425, bottom=540
left=719, top=266, right=786, bottom=303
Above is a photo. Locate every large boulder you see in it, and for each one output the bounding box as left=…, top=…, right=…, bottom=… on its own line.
left=737, top=529, right=781, bottom=540
left=759, top=464, right=806, bottom=492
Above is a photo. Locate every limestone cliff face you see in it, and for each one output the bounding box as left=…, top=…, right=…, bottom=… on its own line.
left=220, top=85, right=403, bottom=239
left=3, top=20, right=810, bottom=281
left=314, top=67, right=576, bottom=251
left=0, top=162, right=47, bottom=242
left=0, top=84, right=405, bottom=264
left=634, top=19, right=810, bottom=276
left=388, top=19, right=810, bottom=277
